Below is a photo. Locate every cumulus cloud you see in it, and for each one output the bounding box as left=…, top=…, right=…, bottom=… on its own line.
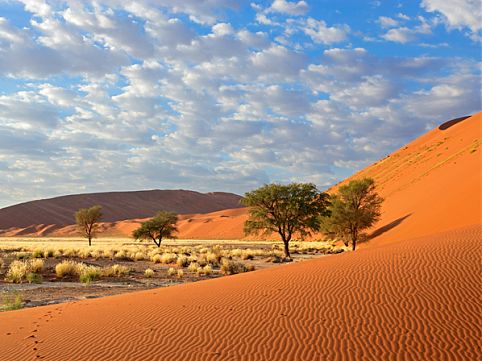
left=381, top=16, right=432, bottom=43
left=0, top=0, right=479, bottom=207
left=302, top=18, right=349, bottom=44
left=421, top=0, right=481, bottom=33
left=268, top=0, right=309, bottom=16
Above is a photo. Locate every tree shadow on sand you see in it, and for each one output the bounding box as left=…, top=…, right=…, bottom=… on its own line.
left=361, top=214, right=412, bottom=244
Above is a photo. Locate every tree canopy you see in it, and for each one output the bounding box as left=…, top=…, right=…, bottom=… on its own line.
left=75, top=205, right=103, bottom=246
left=321, top=178, right=383, bottom=250
left=132, top=211, right=178, bottom=247
left=242, top=183, right=330, bottom=259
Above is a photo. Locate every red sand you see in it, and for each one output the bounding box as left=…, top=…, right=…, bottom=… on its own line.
left=0, top=225, right=479, bottom=360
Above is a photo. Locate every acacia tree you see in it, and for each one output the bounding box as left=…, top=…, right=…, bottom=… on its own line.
left=132, top=211, right=178, bottom=247
left=321, top=178, right=383, bottom=251
left=75, top=205, right=103, bottom=246
left=242, top=183, right=330, bottom=259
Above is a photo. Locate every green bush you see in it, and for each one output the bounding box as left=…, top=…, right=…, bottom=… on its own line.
left=26, top=272, right=43, bottom=284
left=1, top=292, right=23, bottom=311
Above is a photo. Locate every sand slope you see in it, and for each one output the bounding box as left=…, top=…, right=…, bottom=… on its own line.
left=0, top=224, right=479, bottom=360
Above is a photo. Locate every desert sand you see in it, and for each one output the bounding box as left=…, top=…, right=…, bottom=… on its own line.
left=0, top=113, right=480, bottom=360
left=0, top=225, right=479, bottom=360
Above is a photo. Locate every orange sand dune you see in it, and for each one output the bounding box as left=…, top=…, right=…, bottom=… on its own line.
left=0, top=224, right=479, bottom=360
left=0, top=190, right=243, bottom=231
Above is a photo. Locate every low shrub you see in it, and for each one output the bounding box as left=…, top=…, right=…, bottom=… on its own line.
left=206, top=252, right=221, bottom=266
left=43, top=249, right=54, bottom=258
left=187, top=262, right=199, bottom=273
left=5, top=261, right=29, bottom=283
left=151, top=254, right=162, bottom=264
left=55, top=260, right=79, bottom=278
left=32, top=249, right=43, bottom=258
left=103, top=264, right=130, bottom=277
left=220, top=260, right=254, bottom=275
left=167, top=267, right=177, bottom=276
left=78, top=265, right=101, bottom=284
left=144, top=268, right=154, bottom=278
left=26, top=272, right=43, bottom=284
left=5, top=259, right=44, bottom=283
left=134, top=252, right=145, bottom=261
left=114, top=250, right=131, bottom=261
left=177, top=269, right=184, bottom=278
left=15, top=252, right=29, bottom=260
left=29, top=259, right=44, bottom=273
left=1, top=292, right=23, bottom=311
left=160, top=253, right=177, bottom=264
left=241, top=250, right=255, bottom=260
left=176, top=255, right=189, bottom=268
left=203, top=265, right=213, bottom=275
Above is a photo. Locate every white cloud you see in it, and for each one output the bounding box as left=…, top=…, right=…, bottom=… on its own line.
left=378, top=16, right=399, bottom=28
left=302, top=18, right=349, bottom=44
left=268, top=0, right=308, bottom=16
left=381, top=16, right=431, bottom=43
left=421, top=0, right=481, bottom=32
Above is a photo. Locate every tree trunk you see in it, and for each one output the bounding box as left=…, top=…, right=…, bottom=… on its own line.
left=88, top=236, right=92, bottom=247
left=351, top=235, right=357, bottom=251
left=283, top=239, right=291, bottom=259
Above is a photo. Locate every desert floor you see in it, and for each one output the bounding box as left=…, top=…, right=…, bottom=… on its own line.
left=0, top=224, right=479, bottom=360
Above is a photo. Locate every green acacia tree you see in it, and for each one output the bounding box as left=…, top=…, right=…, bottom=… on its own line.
left=242, top=183, right=330, bottom=259
left=75, top=205, right=103, bottom=246
left=132, top=211, right=178, bottom=247
left=321, top=178, right=383, bottom=251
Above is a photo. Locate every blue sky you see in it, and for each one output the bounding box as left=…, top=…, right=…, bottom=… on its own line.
left=0, top=0, right=480, bottom=207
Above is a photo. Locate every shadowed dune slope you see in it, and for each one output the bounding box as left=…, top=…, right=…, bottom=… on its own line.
left=0, top=190, right=243, bottom=231
left=0, top=225, right=479, bottom=360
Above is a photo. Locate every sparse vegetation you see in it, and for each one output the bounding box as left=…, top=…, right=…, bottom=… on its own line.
left=221, top=259, right=254, bottom=275
left=103, top=264, right=130, bottom=277
left=321, top=178, right=383, bottom=250
left=144, top=268, right=154, bottom=278
left=1, top=292, right=23, bottom=311
left=242, top=183, right=330, bottom=259
left=5, top=259, right=44, bottom=283
left=55, top=260, right=79, bottom=278
left=75, top=205, right=103, bottom=246
left=0, top=236, right=344, bottom=308
left=132, top=211, right=178, bottom=247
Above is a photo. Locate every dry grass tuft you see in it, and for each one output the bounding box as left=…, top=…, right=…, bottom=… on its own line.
left=220, top=259, right=254, bottom=275
left=144, top=268, right=154, bottom=278
left=103, top=264, right=130, bottom=277
left=55, top=260, right=79, bottom=278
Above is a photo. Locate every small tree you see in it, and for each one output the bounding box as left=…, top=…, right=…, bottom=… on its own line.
left=321, top=178, right=383, bottom=251
left=242, top=183, right=330, bottom=259
left=132, top=211, right=178, bottom=247
left=75, top=205, right=103, bottom=246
